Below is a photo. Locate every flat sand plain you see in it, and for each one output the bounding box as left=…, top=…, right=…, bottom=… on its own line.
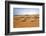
left=13, top=15, right=39, bottom=28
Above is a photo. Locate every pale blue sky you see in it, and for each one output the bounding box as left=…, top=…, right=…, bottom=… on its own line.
left=13, top=8, right=39, bottom=16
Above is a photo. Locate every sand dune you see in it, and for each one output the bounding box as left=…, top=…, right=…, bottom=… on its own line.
left=13, top=15, right=39, bottom=28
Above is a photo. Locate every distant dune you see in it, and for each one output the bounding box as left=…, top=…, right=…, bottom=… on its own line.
left=13, top=14, right=39, bottom=28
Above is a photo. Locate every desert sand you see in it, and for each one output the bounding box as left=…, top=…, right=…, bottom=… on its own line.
left=13, top=14, right=39, bottom=28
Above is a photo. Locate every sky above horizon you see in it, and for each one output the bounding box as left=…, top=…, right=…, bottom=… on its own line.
left=13, top=8, right=39, bottom=16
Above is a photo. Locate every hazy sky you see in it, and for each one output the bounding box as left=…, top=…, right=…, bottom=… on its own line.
left=13, top=8, right=39, bottom=16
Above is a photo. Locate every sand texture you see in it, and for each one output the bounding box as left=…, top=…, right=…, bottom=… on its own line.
left=13, top=15, right=39, bottom=28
